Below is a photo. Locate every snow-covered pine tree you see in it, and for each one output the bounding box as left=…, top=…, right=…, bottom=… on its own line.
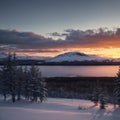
left=22, top=66, right=31, bottom=100
left=0, top=53, right=47, bottom=103
left=92, top=87, right=100, bottom=106
left=0, top=52, right=18, bottom=102
left=16, top=66, right=24, bottom=100
left=92, top=80, right=108, bottom=109
left=28, top=65, right=47, bottom=102
left=99, top=88, right=108, bottom=109
left=39, top=76, right=47, bottom=102
left=11, top=53, right=18, bottom=102
left=8, top=52, right=18, bottom=103
left=92, top=80, right=101, bottom=106
left=114, top=66, right=120, bottom=107
left=0, top=63, right=10, bottom=101
left=99, top=93, right=105, bottom=109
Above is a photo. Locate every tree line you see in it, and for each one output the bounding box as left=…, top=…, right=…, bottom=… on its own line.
left=0, top=52, right=47, bottom=103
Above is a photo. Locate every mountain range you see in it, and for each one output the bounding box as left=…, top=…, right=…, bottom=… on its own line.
left=0, top=52, right=120, bottom=65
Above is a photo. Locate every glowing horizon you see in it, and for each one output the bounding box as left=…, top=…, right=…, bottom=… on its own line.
left=15, top=48, right=120, bottom=59
left=1, top=0, right=120, bottom=59
left=0, top=28, right=120, bottom=59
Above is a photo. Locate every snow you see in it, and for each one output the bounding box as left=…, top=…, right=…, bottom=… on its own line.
left=46, top=52, right=106, bottom=62
left=0, top=97, right=120, bottom=120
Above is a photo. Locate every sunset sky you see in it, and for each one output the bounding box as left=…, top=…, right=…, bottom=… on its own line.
left=0, top=0, right=120, bottom=58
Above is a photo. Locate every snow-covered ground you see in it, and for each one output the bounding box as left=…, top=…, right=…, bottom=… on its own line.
left=0, top=97, right=120, bottom=120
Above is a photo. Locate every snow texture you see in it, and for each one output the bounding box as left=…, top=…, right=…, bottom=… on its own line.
left=0, top=97, right=120, bottom=120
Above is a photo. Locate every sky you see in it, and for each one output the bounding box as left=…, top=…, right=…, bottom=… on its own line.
left=0, top=0, right=120, bottom=58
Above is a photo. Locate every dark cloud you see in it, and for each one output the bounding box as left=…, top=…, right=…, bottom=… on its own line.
left=14, top=49, right=60, bottom=53
left=65, top=28, right=113, bottom=41
left=116, top=28, right=120, bottom=36
left=0, top=28, right=120, bottom=54
left=50, top=32, right=62, bottom=37
left=50, top=32, right=67, bottom=37
left=63, top=28, right=120, bottom=48
left=0, top=29, right=48, bottom=48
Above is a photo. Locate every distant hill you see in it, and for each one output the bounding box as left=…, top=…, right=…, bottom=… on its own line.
left=45, top=52, right=106, bottom=62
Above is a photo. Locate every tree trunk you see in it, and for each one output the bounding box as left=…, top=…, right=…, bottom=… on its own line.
left=3, top=93, right=6, bottom=101
left=12, top=94, right=16, bottom=103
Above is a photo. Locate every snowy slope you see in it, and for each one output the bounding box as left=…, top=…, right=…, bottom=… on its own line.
left=0, top=98, right=119, bottom=120
left=46, top=52, right=106, bottom=62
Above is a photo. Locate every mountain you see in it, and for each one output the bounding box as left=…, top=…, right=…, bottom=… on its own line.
left=45, top=52, right=106, bottom=63
left=0, top=52, right=120, bottom=65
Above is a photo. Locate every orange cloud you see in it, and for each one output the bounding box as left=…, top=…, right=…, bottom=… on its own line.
left=0, top=28, right=120, bottom=58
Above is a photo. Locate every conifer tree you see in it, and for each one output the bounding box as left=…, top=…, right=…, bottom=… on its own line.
left=22, top=66, right=31, bottom=100
left=0, top=64, right=10, bottom=101
left=92, top=80, right=101, bottom=106
left=39, top=76, right=47, bottom=102
left=114, top=66, right=120, bottom=107
left=92, top=80, right=108, bottom=109
left=99, top=89, right=108, bottom=109
left=16, top=66, right=24, bottom=100
left=92, top=87, right=100, bottom=106
left=0, top=52, right=18, bottom=102
left=28, top=65, right=47, bottom=102
left=0, top=53, right=47, bottom=103
left=8, top=52, right=17, bottom=103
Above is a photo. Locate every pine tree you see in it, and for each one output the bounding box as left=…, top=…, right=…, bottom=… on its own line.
left=0, top=64, right=10, bottom=101
left=99, top=94, right=105, bottom=109
left=22, top=66, right=30, bottom=100
left=92, top=87, right=100, bottom=106
left=11, top=53, right=18, bottom=102
left=0, top=52, right=18, bottom=102
left=16, top=66, right=24, bottom=100
left=92, top=80, right=101, bottom=106
left=99, top=89, right=108, bottom=109
left=8, top=52, right=18, bottom=103
left=114, top=66, right=120, bottom=107
left=39, top=77, right=47, bottom=102
left=92, top=80, right=108, bottom=109
left=28, top=65, right=47, bottom=102
left=0, top=53, right=47, bottom=103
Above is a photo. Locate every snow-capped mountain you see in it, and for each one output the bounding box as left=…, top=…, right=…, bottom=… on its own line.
left=45, top=52, right=106, bottom=62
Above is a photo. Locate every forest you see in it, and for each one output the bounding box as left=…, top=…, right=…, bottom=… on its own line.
left=0, top=52, right=47, bottom=103
left=0, top=53, right=120, bottom=109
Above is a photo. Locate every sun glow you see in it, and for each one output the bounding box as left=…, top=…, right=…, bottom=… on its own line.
left=13, top=48, right=120, bottom=59
left=59, top=48, right=120, bottom=59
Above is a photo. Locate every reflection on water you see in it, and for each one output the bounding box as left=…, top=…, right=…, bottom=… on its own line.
left=37, top=66, right=119, bottom=77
